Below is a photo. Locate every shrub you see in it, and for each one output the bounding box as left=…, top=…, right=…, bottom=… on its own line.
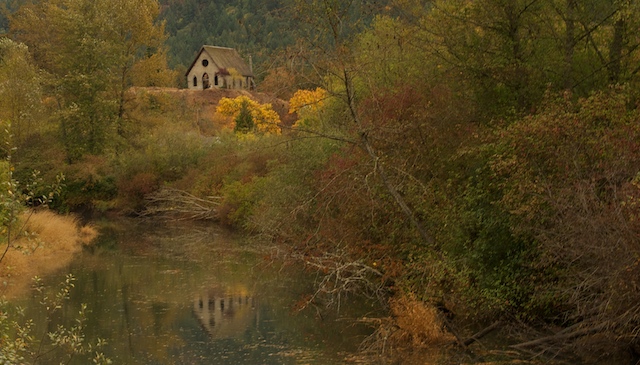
left=488, top=88, right=640, bottom=336
left=58, top=155, right=117, bottom=212
left=116, top=172, right=160, bottom=213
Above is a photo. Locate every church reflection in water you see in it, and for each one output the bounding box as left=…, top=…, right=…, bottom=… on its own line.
left=192, top=286, right=259, bottom=338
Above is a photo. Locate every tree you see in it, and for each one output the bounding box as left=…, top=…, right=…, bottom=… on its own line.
left=0, top=37, right=43, bottom=142
left=407, top=0, right=640, bottom=117
left=0, top=0, right=26, bottom=35
left=129, top=50, right=178, bottom=88
left=287, top=0, right=438, bottom=248
left=104, top=0, right=174, bottom=120
left=10, top=0, right=172, bottom=161
left=416, top=0, right=555, bottom=118
left=234, top=98, right=255, bottom=133
left=216, top=95, right=281, bottom=135
left=288, top=87, right=329, bottom=130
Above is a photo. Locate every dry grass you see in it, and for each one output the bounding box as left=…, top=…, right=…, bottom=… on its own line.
left=390, top=294, right=455, bottom=347
left=360, top=294, right=455, bottom=357
left=0, top=210, right=97, bottom=297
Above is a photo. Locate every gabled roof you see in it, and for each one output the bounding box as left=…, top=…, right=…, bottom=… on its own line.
left=185, top=45, right=253, bottom=77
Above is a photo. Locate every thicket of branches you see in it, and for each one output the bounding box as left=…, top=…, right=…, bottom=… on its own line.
left=4, top=0, right=640, bottom=362
left=220, top=0, right=640, bottom=362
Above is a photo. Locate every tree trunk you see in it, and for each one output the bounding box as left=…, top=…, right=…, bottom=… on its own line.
left=608, top=18, right=624, bottom=84
left=342, top=68, right=435, bottom=247
left=564, top=0, right=577, bottom=90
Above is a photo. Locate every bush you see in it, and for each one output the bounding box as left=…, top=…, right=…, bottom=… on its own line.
left=116, top=172, right=160, bottom=213
left=117, top=127, right=207, bottom=183
left=58, top=155, right=117, bottom=212
left=491, top=89, right=640, bottom=331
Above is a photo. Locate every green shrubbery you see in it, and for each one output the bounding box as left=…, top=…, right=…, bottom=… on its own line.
left=4, top=0, right=640, bottom=360
left=0, top=276, right=111, bottom=364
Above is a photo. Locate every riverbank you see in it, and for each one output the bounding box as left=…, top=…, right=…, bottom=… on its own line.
left=0, top=210, right=97, bottom=298
left=3, top=218, right=374, bottom=365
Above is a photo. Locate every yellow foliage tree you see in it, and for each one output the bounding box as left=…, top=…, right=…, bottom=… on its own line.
left=216, top=96, right=281, bottom=135
left=228, top=68, right=245, bottom=89
left=129, top=50, right=178, bottom=87
left=288, top=88, right=329, bottom=127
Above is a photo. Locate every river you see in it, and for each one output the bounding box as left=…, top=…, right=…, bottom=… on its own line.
left=9, top=219, right=379, bottom=364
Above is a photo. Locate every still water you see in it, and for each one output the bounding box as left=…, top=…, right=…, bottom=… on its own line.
left=15, top=219, right=376, bottom=364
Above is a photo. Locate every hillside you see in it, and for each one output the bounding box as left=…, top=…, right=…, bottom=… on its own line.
left=158, top=0, right=293, bottom=76
left=128, top=87, right=292, bottom=131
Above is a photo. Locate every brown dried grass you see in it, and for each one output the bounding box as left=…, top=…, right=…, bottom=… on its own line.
left=0, top=210, right=98, bottom=298
left=389, top=294, right=455, bottom=348
left=360, top=294, right=454, bottom=357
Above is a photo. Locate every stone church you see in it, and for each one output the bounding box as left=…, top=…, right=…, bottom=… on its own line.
left=185, top=45, right=255, bottom=90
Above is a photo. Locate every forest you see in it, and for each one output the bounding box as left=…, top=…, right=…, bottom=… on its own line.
left=158, top=0, right=294, bottom=77
left=2, top=0, right=640, bottom=363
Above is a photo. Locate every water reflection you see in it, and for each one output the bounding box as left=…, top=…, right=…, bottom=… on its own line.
left=13, top=219, right=374, bottom=365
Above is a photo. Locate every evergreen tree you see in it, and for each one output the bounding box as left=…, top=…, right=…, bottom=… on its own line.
left=234, top=99, right=254, bottom=133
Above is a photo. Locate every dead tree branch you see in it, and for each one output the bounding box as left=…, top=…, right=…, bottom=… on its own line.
left=510, top=321, right=612, bottom=352
left=140, top=188, right=221, bottom=221
left=462, top=320, right=503, bottom=346
left=292, top=250, right=389, bottom=312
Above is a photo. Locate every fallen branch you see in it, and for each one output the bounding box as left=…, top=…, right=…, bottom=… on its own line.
left=438, top=314, right=469, bottom=350
left=462, top=320, right=503, bottom=346
left=511, top=321, right=611, bottom=350
left=140, top=188, right=221, bottom=221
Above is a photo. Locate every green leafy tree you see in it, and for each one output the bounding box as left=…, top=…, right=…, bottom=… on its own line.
left=393, top=0, right=640, bottom=119
left=0, top=37, right=43, bottom=143
left=10, top=0, right=172, bottom=161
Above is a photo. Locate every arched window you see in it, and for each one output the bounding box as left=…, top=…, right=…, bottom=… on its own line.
left=193, top=76, right=197, bottom=87
left=214, top=75, right=219, bottom=86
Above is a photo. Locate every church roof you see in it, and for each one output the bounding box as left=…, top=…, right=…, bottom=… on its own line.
left=186, top=45, right=253, bottom=77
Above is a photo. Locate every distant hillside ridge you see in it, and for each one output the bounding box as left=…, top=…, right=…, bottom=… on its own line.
left=158, top=0, right=294, bottom=74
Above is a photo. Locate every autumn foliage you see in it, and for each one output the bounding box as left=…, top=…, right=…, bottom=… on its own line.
left=491, top=88, right=640, bottom=339
left=6, top=0, right=640, bottom=361
left=288, top=88, right=332, bottom=116
left=216, top=95, right=281, bottom=135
